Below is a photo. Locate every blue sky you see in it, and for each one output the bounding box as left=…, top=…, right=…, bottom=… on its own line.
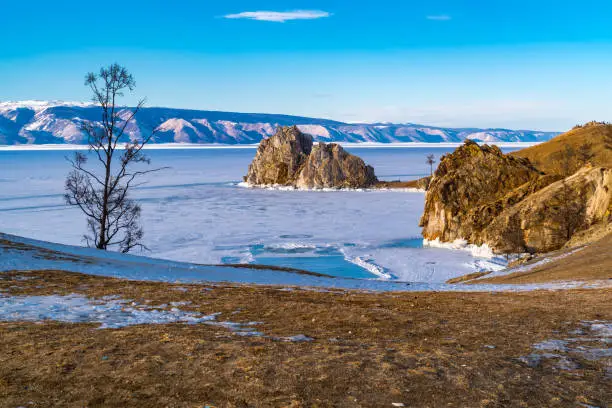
left=2, top=1, right=612, bottom=130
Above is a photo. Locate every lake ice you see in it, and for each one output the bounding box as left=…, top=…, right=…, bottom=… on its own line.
left=0, top=146, right=515, bottom=283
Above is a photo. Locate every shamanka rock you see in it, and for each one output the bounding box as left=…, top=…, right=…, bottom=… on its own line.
left=295, top=143, right=377, bottom=189
left=244, top=126, right=313, bottom=186
left=244, top=126, right=377, bottom=189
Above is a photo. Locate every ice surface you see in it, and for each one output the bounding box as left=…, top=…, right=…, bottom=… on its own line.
left=1, top=232, right=604, bottom=292
left=0, top=146, right=543, bottom=284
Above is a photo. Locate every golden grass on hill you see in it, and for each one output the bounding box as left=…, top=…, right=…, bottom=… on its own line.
left=0, top=270, right=611, bottom=407
left=374, top=180, right=422, bottom=189
left=471, top=231, right=612, bottom=285
left=512, top=122, right=612, bottom=175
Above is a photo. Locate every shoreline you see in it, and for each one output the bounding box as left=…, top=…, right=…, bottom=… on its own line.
left=2, top=232, right=609, bottom=292
left=0, top=141, right=543, bottom=151
left=235, top=181, right=426, bottom=193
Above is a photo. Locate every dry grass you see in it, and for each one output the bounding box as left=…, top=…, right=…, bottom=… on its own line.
left=1, top=270, right=610, bottom=407
left=375, top=180, right=422, bottom=189
left=473, top=232, right=612, bottom=284
left=512, top=122, right=612, bottom=175
left=445, top=271, right=491, bottom=284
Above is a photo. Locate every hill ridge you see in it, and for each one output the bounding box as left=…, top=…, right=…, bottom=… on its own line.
left=0, top=100, right=559, bottom=145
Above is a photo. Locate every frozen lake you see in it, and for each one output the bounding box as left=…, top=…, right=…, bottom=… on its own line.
left=0, top=146, right=518, bottom=283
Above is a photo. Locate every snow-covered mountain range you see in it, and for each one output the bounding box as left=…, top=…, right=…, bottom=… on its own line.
left=0, top=101, right=559, bottom=145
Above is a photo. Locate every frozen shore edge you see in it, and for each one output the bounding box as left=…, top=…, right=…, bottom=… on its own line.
left=2, top=232, right=610, bottom=292
left=236, top=182, right=425, bottom=193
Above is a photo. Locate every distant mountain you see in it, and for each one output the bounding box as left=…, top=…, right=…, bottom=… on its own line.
left=0, top=101, right=559, bottom=145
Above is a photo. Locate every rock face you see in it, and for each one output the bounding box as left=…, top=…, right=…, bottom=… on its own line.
left=244, top=126, right=377, bottom=189
left=420, top=139, right=612, bottom=253
left=420, top=140, right=545, bottom=243
left=295, top=143, right=377, bottom=189
left=244, top=126, right=313, bottom=186
left=483, top=167, right=612, bottom=253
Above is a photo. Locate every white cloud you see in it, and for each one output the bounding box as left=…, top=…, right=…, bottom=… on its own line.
left=224, top=10, right=331, bottom=23
left=426, top=15, right=452, bottom=21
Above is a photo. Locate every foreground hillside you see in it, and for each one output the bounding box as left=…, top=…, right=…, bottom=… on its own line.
left=1, top=230, right=610, bottom=406
left=0, top=101, right=558, bottom=145
left=451, top=228, right=612, bottom=284
left=1, top=270, right=610, bottom=407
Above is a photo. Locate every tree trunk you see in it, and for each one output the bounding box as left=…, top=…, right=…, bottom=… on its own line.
left=97, top=140, right=113, bottom=249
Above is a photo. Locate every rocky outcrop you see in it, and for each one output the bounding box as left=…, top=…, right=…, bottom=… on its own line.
left=420, top=139, right=612, bottom=253
left=483, top=167, right=612, bottom=253
left=420, top=140, right=545, bottom=243
left=244, top=126, right=377, bottom=189
left=244, top=126, right=313, bottom=186
left=295, top=143, right=377, bottom=189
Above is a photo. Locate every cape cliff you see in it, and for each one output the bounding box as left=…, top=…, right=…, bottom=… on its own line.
left=244, top=126, right=377, bottom=189
left=420, top=135, right=612, bottom=254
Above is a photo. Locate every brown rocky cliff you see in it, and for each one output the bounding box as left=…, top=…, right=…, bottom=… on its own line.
left=244, top=126, right=377, bottom=189
left=244, top=126, right=313, bottom=186
left=295, top=143, right=377, bottom=189
left=420, top=140, right=545, bottom=243
left=483, top=166, right=612, bottom=253
left=420, top=138, right=612, bottom=253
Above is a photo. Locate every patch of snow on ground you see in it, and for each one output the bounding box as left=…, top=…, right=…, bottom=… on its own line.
left=533, top=339, right=569, bottom=352
left=0, top=292, right=316, bottom=340
left=0, top=293, right=218, bottom=329
left=278, top=334, right=313, bottom=342
left=519, top=320, right=612, bottom=373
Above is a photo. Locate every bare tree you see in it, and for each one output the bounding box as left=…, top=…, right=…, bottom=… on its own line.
left=65, top=64, right=165, bottom=253
left=426, top=154, right=436, bottom=177
left=577, top=141, right=594, bottom=167
left=507, top=214, right=527, bottom=255
left=605, top=129, right=612, bottom=150
left=557, top=144, right=577, bottom=177
left=557, top=179, right=585, bottom=242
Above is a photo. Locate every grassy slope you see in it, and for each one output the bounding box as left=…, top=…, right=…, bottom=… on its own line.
left=0, top=270, right=610, bottom=408
left=472, top=231, right=612, bottom=284
left=511, top=122, right=612, bottom=174
left=467, top=124, right=612, bottom=283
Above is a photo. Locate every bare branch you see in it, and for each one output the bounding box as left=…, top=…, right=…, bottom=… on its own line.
left=66, top=64, right=163, bottom=253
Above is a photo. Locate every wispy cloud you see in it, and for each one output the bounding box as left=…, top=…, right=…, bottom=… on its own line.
left=426, top=15, right=452, bottom=21
left=224, top=10, right=331, bottom=23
